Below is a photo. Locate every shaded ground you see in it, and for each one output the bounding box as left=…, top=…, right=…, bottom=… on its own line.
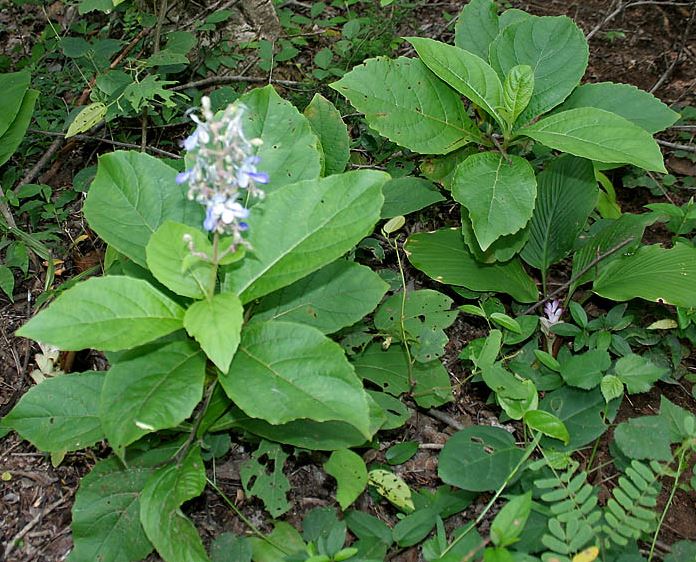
left=1, top=0, right=695, bottom=560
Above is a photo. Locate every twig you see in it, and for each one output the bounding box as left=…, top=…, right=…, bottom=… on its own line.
left=27, top=129, right=181, bottom=159
left=650, top=2, right=696, bottom=93
left=3, top=497, right=67, bottom=558
left=426, top=408, right=466, bottom=430
left=171, top=74, right=306, bottom=92
left=586, top=1, right=693, bottom=41
left=522, top=237, right=636, bottom=316
left=15, top=137, right=64, bottom=192
left=0, top=185, right=17, bottom=229
left=657, top=139, right=696, bottom=153
left=586, top=0, right=623, bottom=41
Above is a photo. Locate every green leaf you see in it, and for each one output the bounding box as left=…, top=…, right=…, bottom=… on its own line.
left=500, top=65, right=534, bottom=127
left=240, top=440, right=291, bottom=517
left=0, top=89, right=38, bottom=168
left=140, top=447, right=209, bottom=562
left=368, top=469, right=414, bottom=512
left=519, top=108, right=667, bottom=173
left=407, top=37, right=504, bottom=124
left=239, top=85, right=321, bottom=191
left=223, top=170, right=387, bottom=303
left=601, top=375, right=624, bottom=403
left=560, top=349, right=611, bottom=390
left=489, top=313, right=521, bottom=333
left=454, top=0, right=499, bottom=59
left=405, top=228, right=538, bottom=303
left=249, top=522, right=305, bottom=562
left=17, top=276, right=185, bottom=351
left=123, top=75, right=178, bottom=112
left=69, top=445, right=181, bottom=562
left=539, top=386, right=620, bottom=451
left=659, top=396, right=696, bottom=442
left=184, top=292, right=243, bottom=372
left=221, top=321, right=371, bottom=437
left=146, top=221, right=213, bottom=299
left=0, top=265, right=14, bottom=301
left=83, top=151, right=203, bottom=268
left=452, top=152, right=536, bottom=250
left=556, top=82, right=680, bottom=134
left=393, top=508, right=438, bottom=547
left=381, top=177, right=445, bottom=219
left=100, top=341, right=206, bottom=456
left=253, top=260, right=388, bottom=334
left=0, top=70, right=30, bottom=137
left=324, top=449, right=368, bottom=510
left=614, top=354, right=667, bottom=394
left=385, top=441, right=419, bottom=465
left=490, top=492, right=532, bottom=547
left=3, top=372, right=105, bottom=453
left=523, top=410, right=569, bottom=444
left=331, top=57, right=480, bottom=154
left=438, top=426, right=525, bottom=491
left=490, top=15, right=588, bottom=123
left=614, top=415, right=673, bottom=460
left=594, top=243, right=696, bottom=308
left=521, top=155, right=597, bottom=272
left=66, top=103, right=107, bottom=137
left=211, top=534, right=252, bottom=562
left=304, top=93, right=350, bottom=176
left=461, top=206, right=529, bottom=263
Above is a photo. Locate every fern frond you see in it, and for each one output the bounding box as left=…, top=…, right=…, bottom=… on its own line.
left=601, top=460, right=661, bottom=546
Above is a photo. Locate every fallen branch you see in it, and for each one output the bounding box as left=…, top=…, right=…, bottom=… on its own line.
left=4, top=497, right=67, bottom=558
left=171, top=74, right=306, bottom=92
left=657, top=138, right=696, bottom=153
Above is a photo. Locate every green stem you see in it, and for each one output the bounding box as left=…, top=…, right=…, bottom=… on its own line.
left=208, top=232, right=220, bottom=299
left=390, top=234, right=415, bottom=388
left=173, top=380, right=218, bottom=466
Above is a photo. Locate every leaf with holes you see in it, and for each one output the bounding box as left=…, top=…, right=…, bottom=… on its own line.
left=240, top=440, right=291, bottom=517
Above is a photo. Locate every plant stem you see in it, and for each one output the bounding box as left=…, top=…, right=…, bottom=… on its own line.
left=390, top=234, right=415, bottom=388
left=174, top=380, right=218, bottom=466
left=208, top=233, right=220, bottom=299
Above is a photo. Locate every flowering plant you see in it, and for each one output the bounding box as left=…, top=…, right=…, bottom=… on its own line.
left=3, top=87, right=390, bottom=561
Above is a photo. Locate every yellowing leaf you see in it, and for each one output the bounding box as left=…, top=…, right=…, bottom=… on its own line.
left=66, top=103, right=107, bottom=137
left=368, top=469, right=414, bottom=512
left=572, top=546, right=599, bottom=562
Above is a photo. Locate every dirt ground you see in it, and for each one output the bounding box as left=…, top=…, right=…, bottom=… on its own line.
left=1, top=1, right=695, bottom=561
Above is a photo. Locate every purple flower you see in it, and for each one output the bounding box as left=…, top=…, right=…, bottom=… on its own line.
left=237, top=156, right=269, bottom=188
left=544, top=299, right=563, bottom=324
left=176, top=170, right=191, bottom=184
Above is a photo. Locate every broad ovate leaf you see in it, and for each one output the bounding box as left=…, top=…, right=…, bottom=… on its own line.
left=223, top=170, right=387, bottom=303
left=83, top=151, right=203, bottom=267
left=381, top=176, right=445, bottom=218
left=454, top=0, right=499, bottom=59
left=238, top=85, right=321, bottom=191
left=184, top=292, right=243, bottom=372
left=100, top=341, right=206, bottom=456
left=520, top=108, right=667, bottom=173
left=220, top=320, right=371, bottom=438
left=3, top=372, right=105, bottom=453
left=614, top=354, right=668, bottom=394
left=405, top=228, right=538, bottom=302
left=0, top=88, right=39, bottom=168
left=407, top=37, right=504, bottom=125
left=303, top=93, right=350, bottom=176
left=556, top=82, right=680, bottom=134
left=490, top=15, right=588, bottom=123
left=253, top=260, right=388, bottom=334
left=140, top=447, right=208, bottom=562
left=452, top=152, right=536, bottom=251
left=523, top=410, right=569, bottom=444
left=593, top=243, right=696, bottom=308
left=500, top=65, right=534, bottom=127
left=521, top=155, right=597, bottom=272
left=331, top=57, right=480, bottom=154
left=17, top=276, right=185, bottom=351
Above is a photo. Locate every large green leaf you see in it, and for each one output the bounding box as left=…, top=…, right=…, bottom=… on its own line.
left=0, top=70, right=30, bottom=137
left=3, top=372, right=104, bottom=453
left=69, top=445, right=181, bottom=562
left=100, top=341, right=206, bottom=456
left=405, top=228, right=537, bottom=302
left=452, top=152, right=536, bottom=250
left=407, top=37, right=503, bottom=125
left=220, top=320, right=371, bottom=437
left=381, top=177, right=445, bottom=219
left=253, top=260, right=388, bottom=334
left=239, top=85, right=321, bottom=191
left=593, top=243, right=696, bottom=308
left=520, top=108, right=667, bottom=173
left=556, top=82, right=680, bottom=134
left=0, top=89, right=39, bottom=168
left=331, top=57, right=480, bottom=154
left=184, top=292, right=243, bottom=372
left=303, top=93, right=350, bottom=176
left=454, top=0, right=499, bottom=59
left=521, top=155, right=597, bottom=272
left=490, top=15, right=588, bottom=123
left=140, top=447, right=209, bottom=562
left=146, top=221, right=213, bottom=299
left=461, top=206, right=529, bottom=263
left=83, top=151, right=203, bottom=267
left=223, top=170, right=387, bottom=303
left=17, top=276, right=185, bottom=351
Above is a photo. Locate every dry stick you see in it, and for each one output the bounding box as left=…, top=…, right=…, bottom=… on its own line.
left=28, top=129, right=181, bottom=159
left=650, top=2, right=696, bottom=93
left=426, top=408, right=466, bottom=431
left=15, top=136, right=64, bottom=192
left=0, top=185, right=17, bottom=229
left=171, top=74, right=306, bottom=92
left=3, top=497, right=67, bottom=558
left=657, top=139, right=696, bottom=153
left=521, top=237, right=636, bottom=316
